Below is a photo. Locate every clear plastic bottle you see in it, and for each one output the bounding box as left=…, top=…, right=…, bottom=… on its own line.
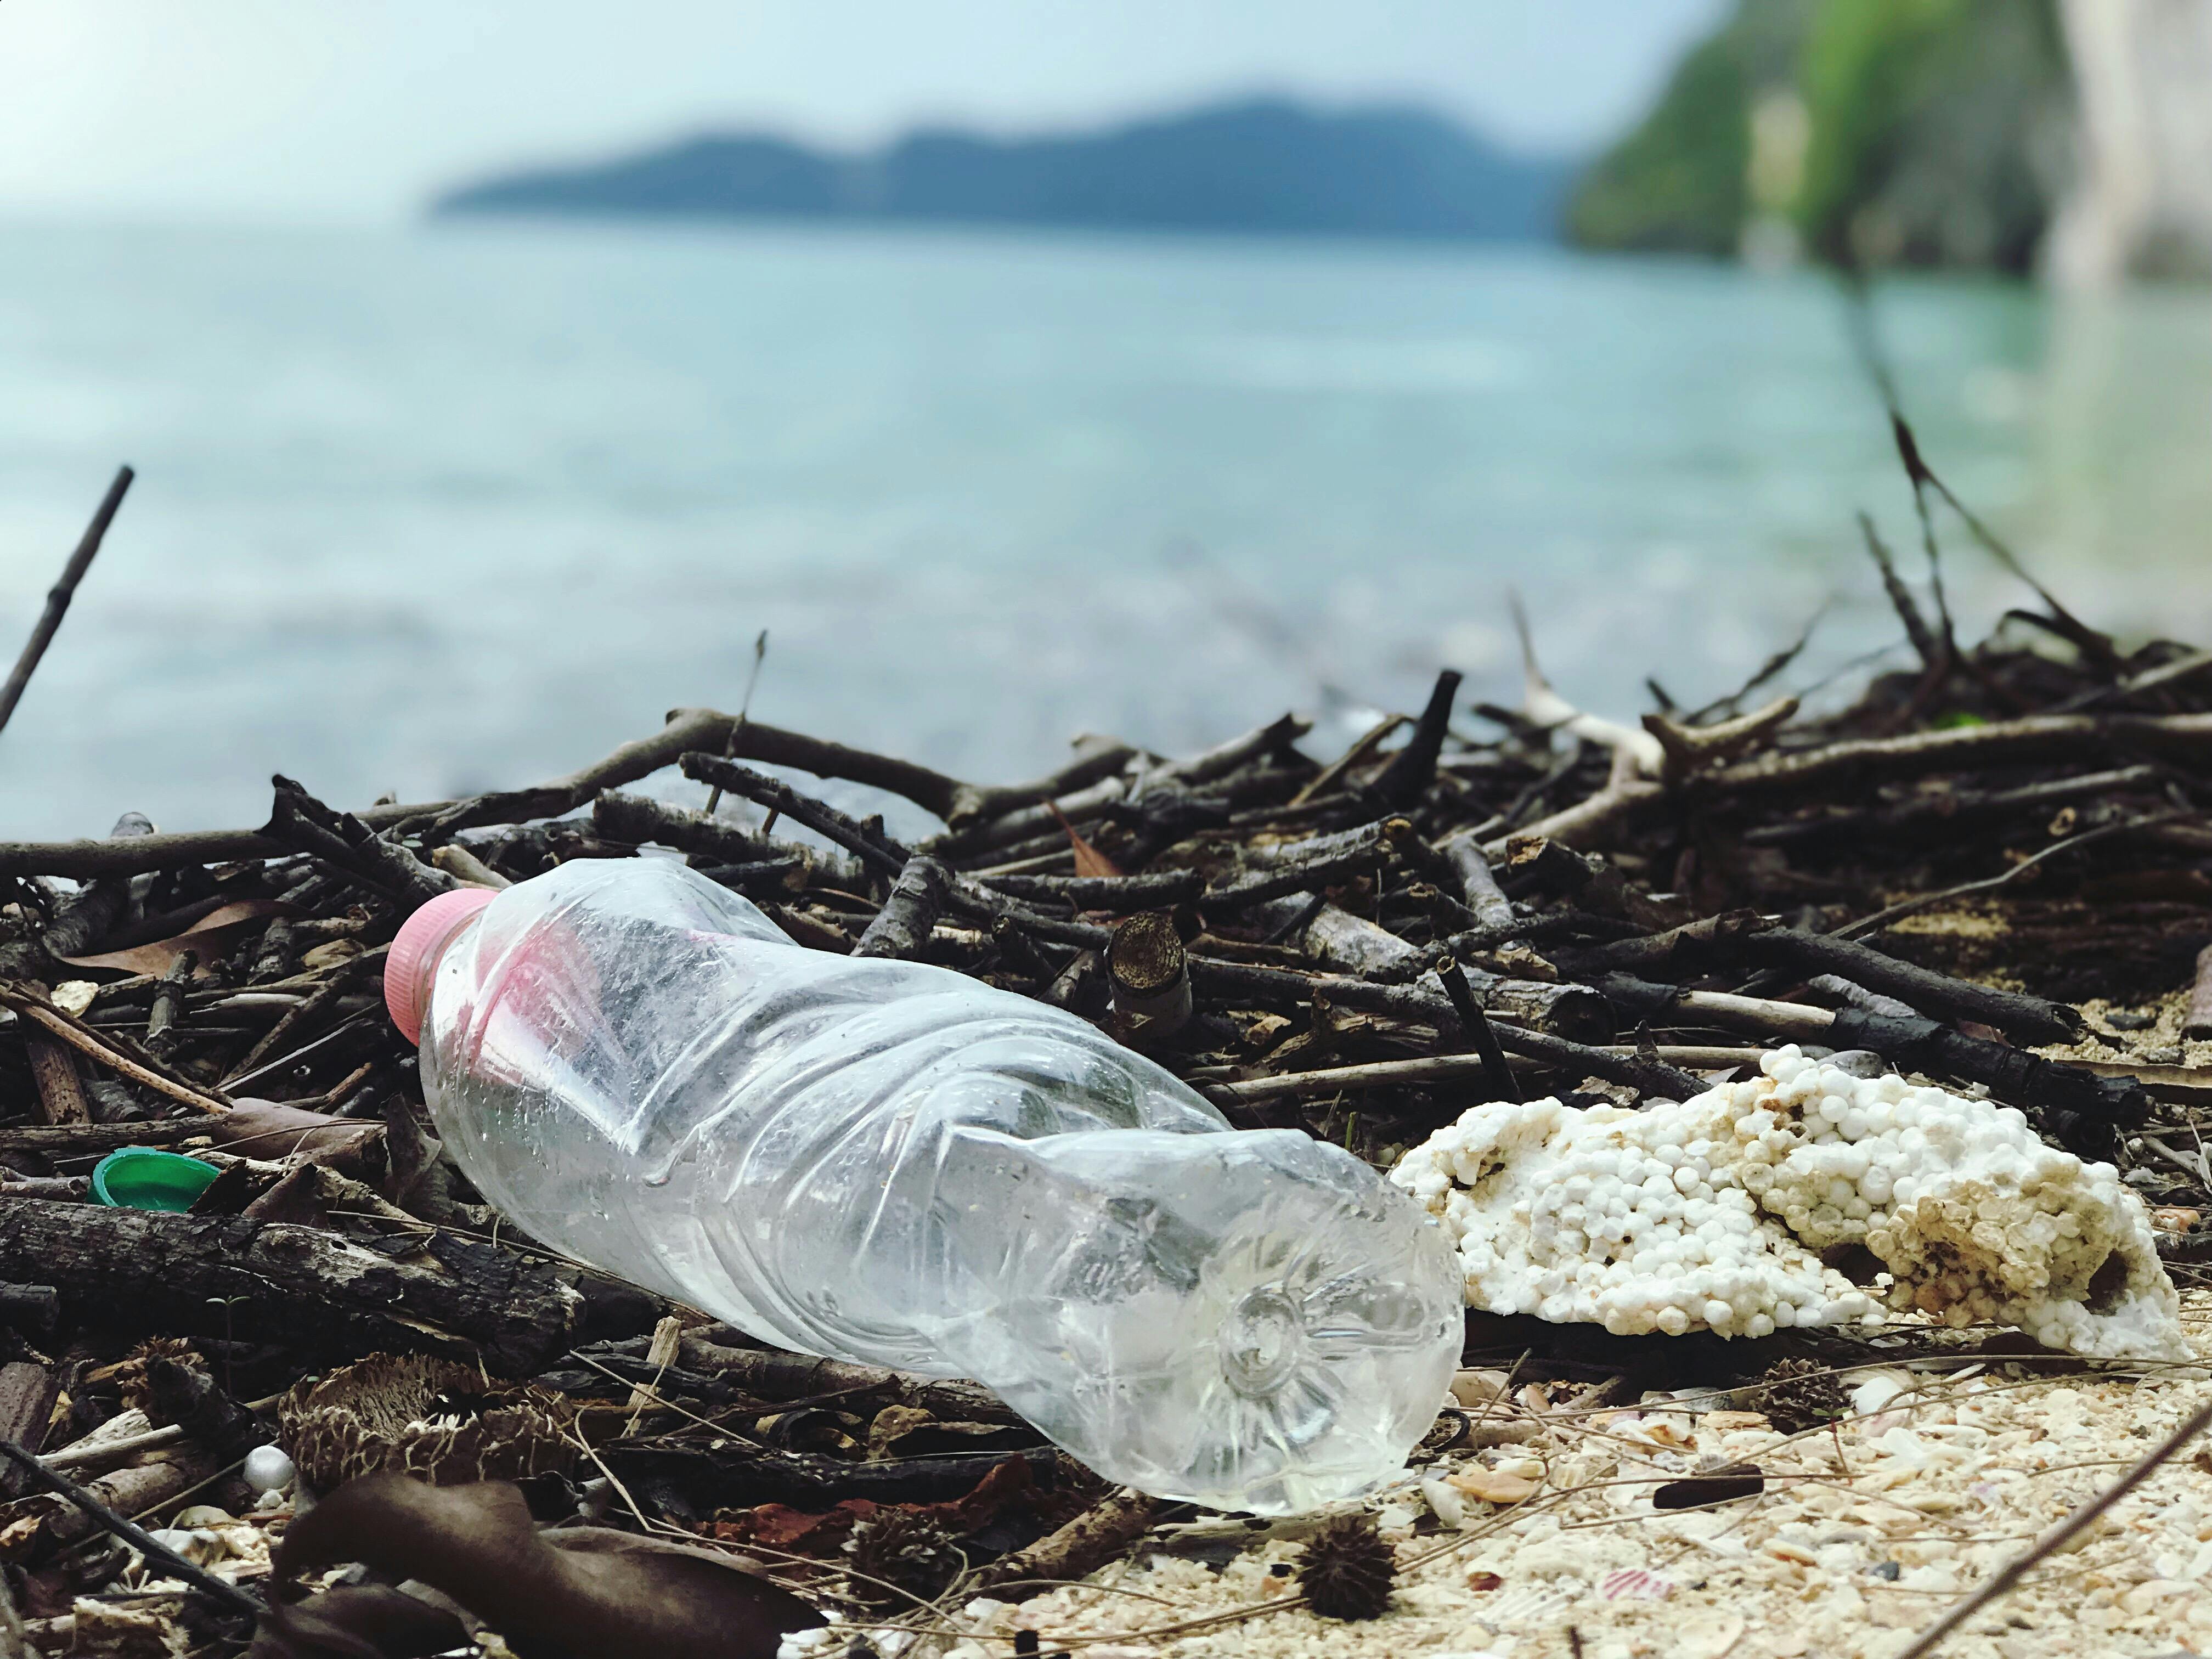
left=385, top=857, right=1461, bottom=1513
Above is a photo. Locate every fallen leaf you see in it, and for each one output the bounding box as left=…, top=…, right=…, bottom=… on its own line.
left=1043, top=800, right=1122, bottom=879
left=58, top=900, right=289, bottom=975
left=264, top=1474, right=819, bottom=1659
left=709, top=1457, right=1035, bottom=1557
left=1654, top=1463, right=1765, bottom=1510
left=1447, top=1468, right=1538, bottom=1505
left=210, top=1101, right=385, bottom=1182
left=248, top=1584, right=469, bottom=1659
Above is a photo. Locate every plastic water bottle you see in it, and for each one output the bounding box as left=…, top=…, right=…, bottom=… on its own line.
left=385, top=857, right=1461, bottom=1513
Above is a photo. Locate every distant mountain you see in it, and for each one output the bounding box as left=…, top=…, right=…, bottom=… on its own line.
left=433, top=100, right=1576, bottom=242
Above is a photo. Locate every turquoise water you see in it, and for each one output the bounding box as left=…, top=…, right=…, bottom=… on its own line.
left=1, top=219, right=2208, bottom=840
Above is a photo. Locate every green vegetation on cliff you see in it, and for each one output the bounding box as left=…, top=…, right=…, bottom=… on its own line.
left=1570, top=0, right=2074, bottom=273
left=1567, top=0, right=1813, bottom=257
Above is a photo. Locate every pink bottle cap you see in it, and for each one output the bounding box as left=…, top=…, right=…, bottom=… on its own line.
left=385, top=886, right=498, bottom=1043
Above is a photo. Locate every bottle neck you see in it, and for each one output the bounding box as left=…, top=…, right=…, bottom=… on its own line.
left=417, top=911, right=484, bottom=1026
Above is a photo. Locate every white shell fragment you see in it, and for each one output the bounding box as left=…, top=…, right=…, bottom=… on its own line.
left=1390, top=1046, right=2187, bottom=1360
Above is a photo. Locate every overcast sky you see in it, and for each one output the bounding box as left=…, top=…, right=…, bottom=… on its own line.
left=0, top=1, right=1723, bottom=225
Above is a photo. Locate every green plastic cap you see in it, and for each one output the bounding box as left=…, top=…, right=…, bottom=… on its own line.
left=90, top=1147, right=221, bottom=1212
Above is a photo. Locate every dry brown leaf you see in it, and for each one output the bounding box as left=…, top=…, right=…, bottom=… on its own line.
left=247, top=1583, right=469, bottom=1659
left=207, top=1100, right=386, bottom=1184
left=263, top=1474, right=819, bottom=1659
left=57, top=899, right=288, bottom=975
left=1043, top=800, right=1122, bottom=879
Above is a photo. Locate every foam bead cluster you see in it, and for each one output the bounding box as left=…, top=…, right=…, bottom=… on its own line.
left=1389, top=1047, right=2186, bottom=1360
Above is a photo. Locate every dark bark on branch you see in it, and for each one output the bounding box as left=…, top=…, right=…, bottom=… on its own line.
left=264, top=777, right=456, bottom=909
left=597, top=1438, right=1060, bottom=1519
left=24, top=1039, right=89, bottom=1126
left=1199, top=838, right=1395, bottom=914
left=2189, top=943, right=2212, bottom=1042
left=1825, top=1008, right=2150, bottom=1132
left=592, top=791, right=864, bottom=888
left=676, top=1334, right=1014, bottom=1424
left=677, top=753, right=910, bottom=875
left=979, top=870, right=1205, bottom=910
left=0, top=1361, right=57, bottom=1497
left=968, top=1488, right=1163, bottom=1600
left=1186, top=955, right=1614, bottom=1045
left=0, top=1197, right=580, bottom=1375
left=0, top=465, right=133, bottom=738
left=1372, top=669, right=1462, bottom=809
left=1436, top=958, right=1520, bottom=1102
left=1700, top=712, right=2212, bottom=798
left=930, top=714, right=1312, bottom=859
left=1564, top=916, right=2079, bottom=1045
left=1743, top=765, right=2163, bottom=846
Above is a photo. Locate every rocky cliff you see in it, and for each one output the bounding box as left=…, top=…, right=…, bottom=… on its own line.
left=1572, top=0, right=2212, bottom=282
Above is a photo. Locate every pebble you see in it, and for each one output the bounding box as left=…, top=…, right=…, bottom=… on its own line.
left=243, top=1444, right=296, bottom=1494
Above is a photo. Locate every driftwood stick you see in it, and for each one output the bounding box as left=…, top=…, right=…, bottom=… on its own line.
left=1436, top=958, right=1520, bottom=1102
left=1203, top=832, right=1389, bottom=924
left=1484, top=761, right=1664, bottom=856
left=2186, top=943, right=2212, bottom=1042
left=592, top=791, right=864, bottom=888
left=436, top=707, right=966, bottom=834
left=1205, top=1047, right=1763, bottom=1105
left=853, top=856, right=952, bottom=960
left=22, top=1040, right=89, bottom=1127
left=677, top=753, right=910, bottom=874
left=1106, top=912, right=1192, bottom=1030
left=37, top=811, right=157, bottom=963
left=1743, top=765, right=2162, bottom=846
left=967, top=1488, right=1161, bottom=1600
left=1701, top=712, right=2212, bottom=798
left=1641, top=695, right=1799, bottom=785
left=0, top=1435, right=264, bottom=1618
left=1441, top=829, right=1514, bottom=930
left=1859, top=511, right=1943, bottom=673
left=223, top=946, right=388, bottom=1084
left=1568, top=917, right=2079, bottom=1045
left=1744, top=930, right=2079, bottom=1042
left=1824, top=1009, right=2149, bottom=1128
left=268, top=777, right=455, bottom=909
left=0, top=988, right=233, bottom=1114
left=932, top=714, right=1312, bottom=859
left=1186, top=955, right=1611, bottom=1044
left=0, top=465, right=133, bottom=738
left=979, top=870, right=1204, bottom=911
left=1372, top=669, right=1462, bottom=808
left=0, top=1197, right=579, bottom=1374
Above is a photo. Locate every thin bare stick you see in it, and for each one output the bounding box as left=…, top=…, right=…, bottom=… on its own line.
left=1896, top=1391, right=2212, bottom=1659
left=1833, top=809, right=2190, bottom=938
left=0, top=986, right=233, bottom=1113
left=0, top=465, right=133, bottom=737
left=704, top=628, right=770, bottom=815
left=0, top=1434, right=264, bottom=1617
